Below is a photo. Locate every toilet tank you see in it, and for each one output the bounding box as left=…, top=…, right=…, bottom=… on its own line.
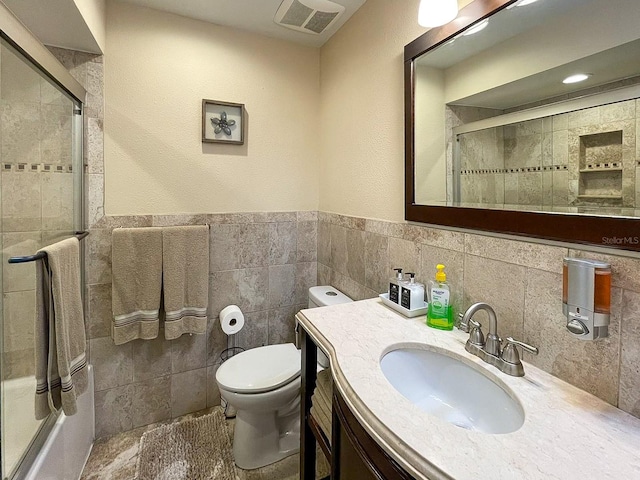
left=303, top=286, right=353, bottom=367
left=308, top=286, right=353, bottom=308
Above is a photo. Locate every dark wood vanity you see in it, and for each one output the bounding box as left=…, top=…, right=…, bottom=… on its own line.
left=299, top=328, right=415, bottom=480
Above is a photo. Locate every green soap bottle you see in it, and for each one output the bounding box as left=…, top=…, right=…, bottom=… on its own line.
left=426, top=264, right=454, bottom=330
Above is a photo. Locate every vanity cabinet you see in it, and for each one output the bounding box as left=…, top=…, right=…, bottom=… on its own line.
left=300, top=328, right=414, bottom=480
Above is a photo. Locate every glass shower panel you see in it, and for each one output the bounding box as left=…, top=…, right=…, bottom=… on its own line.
left=0, top=38, right=82, bottom=479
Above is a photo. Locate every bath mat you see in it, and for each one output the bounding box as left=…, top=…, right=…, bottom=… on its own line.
left=136, top=408, right=239, bottom=480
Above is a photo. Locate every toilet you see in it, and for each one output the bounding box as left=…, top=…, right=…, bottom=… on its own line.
left=215, top=286, right=352, bottom=470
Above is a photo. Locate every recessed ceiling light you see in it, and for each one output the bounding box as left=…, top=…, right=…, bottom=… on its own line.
left=563, top=73, right=591, bottom=84
left=463, top=19, right=489, bottom=36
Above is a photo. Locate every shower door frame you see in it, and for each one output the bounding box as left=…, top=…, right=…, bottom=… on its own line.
left=0, top=2, right=87, bottom=479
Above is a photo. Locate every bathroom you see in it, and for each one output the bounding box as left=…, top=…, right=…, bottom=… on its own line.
left=1, top=0, right=639, bottom=479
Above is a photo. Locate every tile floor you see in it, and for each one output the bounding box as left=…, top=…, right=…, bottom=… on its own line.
left=80, top=407, right=329, bottom=480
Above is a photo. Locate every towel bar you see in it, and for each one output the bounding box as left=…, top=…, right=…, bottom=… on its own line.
left=8, top=231, right=90, bottom=264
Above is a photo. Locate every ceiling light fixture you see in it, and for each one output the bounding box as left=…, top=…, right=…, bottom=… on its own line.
left=462, top=19, right=489, bottom=36
left=563, top=73, right=591, bottom=84
left=418, top=0, right=459, bottom=28
left=506, top=0, right=540, bottom=10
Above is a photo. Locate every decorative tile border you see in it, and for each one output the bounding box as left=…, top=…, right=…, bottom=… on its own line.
left=1, top=162, right=73, bottom=173
left=460, top=165, right=569, bottom=175
left=583, top=162, right=622, bottom=170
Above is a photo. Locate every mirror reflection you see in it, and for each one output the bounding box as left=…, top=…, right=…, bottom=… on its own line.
left=414, top=0, right=640, bottom=218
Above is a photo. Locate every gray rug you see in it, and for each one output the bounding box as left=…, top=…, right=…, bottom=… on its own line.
left=136, top=408, right=238, bottom=480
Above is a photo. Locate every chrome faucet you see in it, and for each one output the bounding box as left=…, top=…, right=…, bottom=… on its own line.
left=460, top=302, right=538, bottom=377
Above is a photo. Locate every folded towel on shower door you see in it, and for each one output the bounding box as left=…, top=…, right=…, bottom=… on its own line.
left=162, top=225, right=209, bottom=340
left=35, top=237, right=88, bottom=419
left=112, top=227, right=163, bottom=345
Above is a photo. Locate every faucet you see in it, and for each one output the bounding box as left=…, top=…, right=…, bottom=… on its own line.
left=460, top=302, right=538, bottom=377
left=461, top=302, right=500, bottom=356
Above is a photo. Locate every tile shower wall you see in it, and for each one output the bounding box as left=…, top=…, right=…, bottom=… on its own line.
left=456, top=99, right=640, bottom=213
left=86, top=212, right=317, bottom=438
left=317, top=211, right=640, bottom=419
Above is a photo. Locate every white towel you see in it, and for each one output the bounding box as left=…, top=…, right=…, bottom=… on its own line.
left=35, top=237, right=87, bottom=419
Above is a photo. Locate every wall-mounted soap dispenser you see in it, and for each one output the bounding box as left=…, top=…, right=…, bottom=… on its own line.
left=562, top=258, right=611, bottom=340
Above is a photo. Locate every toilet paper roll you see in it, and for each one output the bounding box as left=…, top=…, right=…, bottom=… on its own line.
left=219, top=305, right=245, bottom=335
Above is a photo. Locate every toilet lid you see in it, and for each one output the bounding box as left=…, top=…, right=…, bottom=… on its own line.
left=216, top=343, right=301, bottom=394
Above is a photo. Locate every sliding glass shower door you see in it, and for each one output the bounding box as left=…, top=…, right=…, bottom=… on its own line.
left=0, top=37, right=84, bottom=479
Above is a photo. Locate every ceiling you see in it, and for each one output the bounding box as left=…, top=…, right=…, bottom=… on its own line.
left=119, top=0, right=367, bottom=47
left=3, top=0, right=366, bottom=54
left=3, top=0, right=103, bottom=53
left=415, top=0, right=640, bottom=110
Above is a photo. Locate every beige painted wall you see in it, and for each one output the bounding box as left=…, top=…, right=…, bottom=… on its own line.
left=318, top=0, right=473, bottom=222
left=104, top=1, right=320, bottom=215
left=414, top=65, right=446, bottom=205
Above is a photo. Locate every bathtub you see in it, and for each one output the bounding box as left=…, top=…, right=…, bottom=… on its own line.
left=3, top=375, right=45, bottom=476
left=21, top=365, right=95, bottom=480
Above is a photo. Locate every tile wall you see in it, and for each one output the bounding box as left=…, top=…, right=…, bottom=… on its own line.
left=317, top=211, right=640, bottom=420
left=86, top=212, right=317, bottom=438
left=456, top=99, right=640, bottom=214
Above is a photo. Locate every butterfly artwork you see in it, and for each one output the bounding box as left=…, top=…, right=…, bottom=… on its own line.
left=211, top=111, right=236, bottom=136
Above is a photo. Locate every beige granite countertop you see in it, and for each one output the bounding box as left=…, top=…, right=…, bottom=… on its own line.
left=296, top=298, right=640, bottom=480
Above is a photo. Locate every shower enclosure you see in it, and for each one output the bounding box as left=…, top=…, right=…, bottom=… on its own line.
left=0, top=12, right=85, bottom=480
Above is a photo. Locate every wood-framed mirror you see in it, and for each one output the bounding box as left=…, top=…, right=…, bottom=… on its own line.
left=405, top=0, right=640, bottom=252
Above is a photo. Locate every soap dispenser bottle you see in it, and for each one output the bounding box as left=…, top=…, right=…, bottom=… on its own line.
left=426, top=264, right=453, bottom=330
left=401, top=273, right=425, bottom=310
left=389, top=268, right=403, bottom=304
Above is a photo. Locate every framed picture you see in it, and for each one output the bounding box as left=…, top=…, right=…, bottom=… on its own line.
left=202, top=99, right=244, bottom=144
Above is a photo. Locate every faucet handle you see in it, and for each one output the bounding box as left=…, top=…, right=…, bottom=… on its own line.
left=502, top=337, right=538, bottom=365
left=467, top=319, right=485, bottom=346
left=456, top=312, right=470, bottom=332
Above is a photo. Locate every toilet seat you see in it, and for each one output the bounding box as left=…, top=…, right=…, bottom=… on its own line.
left=216, top=343, right=301, bottom=394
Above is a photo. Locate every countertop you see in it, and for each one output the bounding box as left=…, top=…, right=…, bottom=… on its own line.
left=296, top=298, right=640, bottom=480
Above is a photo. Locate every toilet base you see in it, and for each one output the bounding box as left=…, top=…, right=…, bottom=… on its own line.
left=233, top=407, right=300, bottom=470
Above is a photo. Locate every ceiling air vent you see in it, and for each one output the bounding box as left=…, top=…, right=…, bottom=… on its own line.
left=274, top=0, right=345, bottom=35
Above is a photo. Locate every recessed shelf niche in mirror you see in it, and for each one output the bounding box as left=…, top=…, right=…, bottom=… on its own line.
left=405, top=0, right=640, bottom=251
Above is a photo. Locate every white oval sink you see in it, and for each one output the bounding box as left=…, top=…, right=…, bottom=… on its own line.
left=380, top=347, right=524, bottom=434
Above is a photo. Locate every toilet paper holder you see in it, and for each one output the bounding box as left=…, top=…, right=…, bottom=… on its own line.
left=220, top=334, right=244, bottom=362
left=219, top=304, right=245, bottom=362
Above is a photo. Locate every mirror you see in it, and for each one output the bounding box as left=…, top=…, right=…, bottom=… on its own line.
left=405, top=0, right=640, bottom=251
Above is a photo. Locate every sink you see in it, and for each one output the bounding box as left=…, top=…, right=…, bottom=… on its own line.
left=380, top=347, right=524, bottom=434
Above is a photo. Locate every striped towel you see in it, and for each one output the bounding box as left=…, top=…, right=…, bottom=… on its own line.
left=112, top=228, right=163, bottom=345
left=35, top=238, right=88, bottom=419
left=162, top=226, right=209, bottom=340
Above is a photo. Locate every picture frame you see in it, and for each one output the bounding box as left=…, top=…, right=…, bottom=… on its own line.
left=202, top=99, right=244, bottom=145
